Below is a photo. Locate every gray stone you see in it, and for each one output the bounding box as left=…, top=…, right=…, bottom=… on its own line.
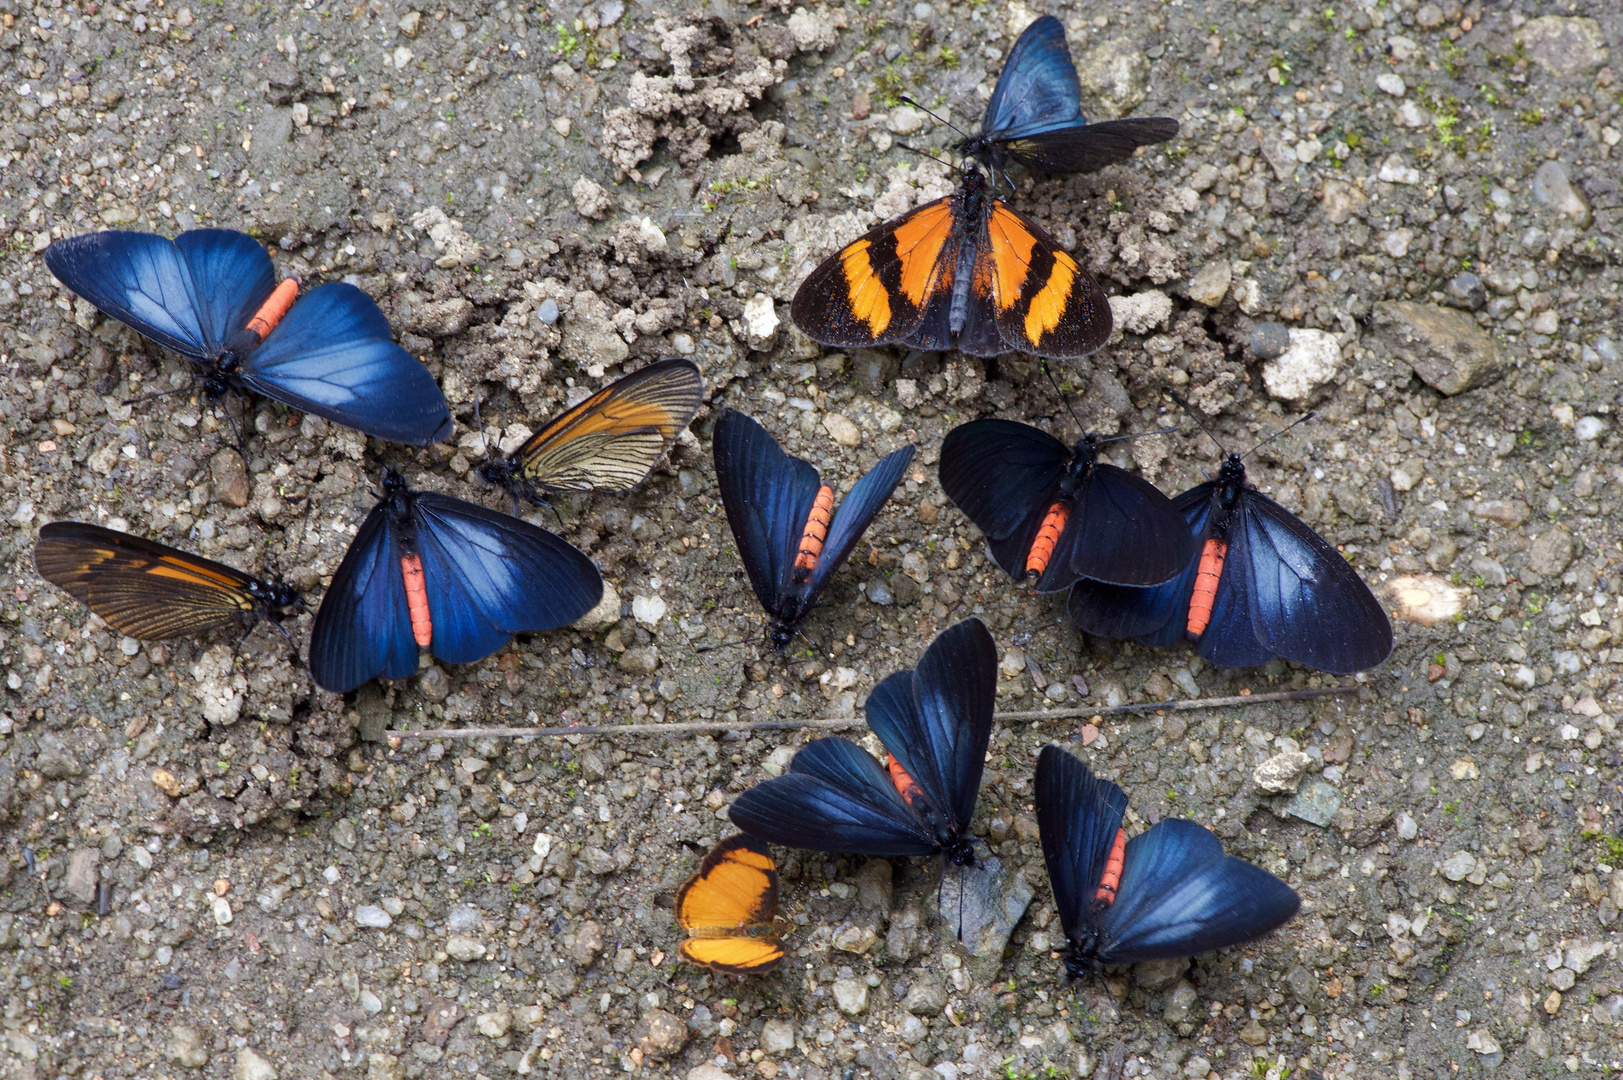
left=355, top=905, right=393, bottom=929
left=166, top=1025, right=210, bottom=1068
left=759, top=1019, right=796, bottom=1055
left=1186, top=261, right=1232, bottom=307
left=640, top=1009, right=687, bottom=1057
left=1284, top=777, right=1342, bottom=827
left=1443, top=273, right=1486, bottom=311
left=1441, top=851, right=1478, bottom=882
left=1135, top=957, right=1187, bottom=990
left=1370, top=301, right=1508, bottom=396
left=1527, top=528, right=1575, bottom=578
left=445, top=934, right=486, bottom=961
left=331, top=819, right=358, bottom=850
left=235, top=1048, right=278, bottom=1080
left=902, top=975, right=948, bottom=1016
left=537, top=298, right=560, bottom=325
left=936, top=855, right=1034, bottom=978
left=65, top=848, right=100, bottom=905
left=1531, top=161, right=1591, bottom=226
left=1519, top=16, right=1609, bottom=76
left=855, top=859, right=893, bottom=916
left=1466, top=1029, right=1501, bottom=1056
left=1249, top=321, right=1291, bottom=360
left=1077, top=38, right=1149, bottom=116
left=831, top=977, right=869, bottom=1015
left=1163, top=982, right=1199, bottom=1025
left=1285, top=964, right=1324, bottom=1012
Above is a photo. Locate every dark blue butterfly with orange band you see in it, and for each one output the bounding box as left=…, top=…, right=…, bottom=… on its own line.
left=45, top=229, right=452, bottom=446
left=308, top=469, right=602, bottom=694
left=1036, top=745, right=1299, bottom=977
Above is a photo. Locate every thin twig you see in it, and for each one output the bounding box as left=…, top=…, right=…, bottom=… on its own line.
left=381, top=685, right=1357, bottom=741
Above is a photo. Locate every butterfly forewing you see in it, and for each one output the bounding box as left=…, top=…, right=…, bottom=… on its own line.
left=676, top=835, right=784, bottom=975
left=1034, top=747, right=1130, bottom=943
left=981, top=202, right=1112, bottom=357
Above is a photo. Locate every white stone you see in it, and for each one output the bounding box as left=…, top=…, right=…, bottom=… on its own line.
left=1377, top=72, right=1406, bottom=95
left=1388, top=575, right=1466, bottom=626
left=1574, top=416, right=1606, bottom=440
left=1394, top=100, right=1430, bottom=128
left=1261, top=328, right=1341, bottom=402
left=887, top=106, right=926, bottom=135
left=1466, top=1030, right=1501, bottom=1056
left=235, top=1049, right=278, bottom=1080
left=476, top=1011, right=512, bottom=1038
left=1440, top=851, right=1477, bottom=882
left=1377, top=154, right=1421, bottom=185
left=1107, top=290, right=1173, bottom=335
left=211, top=896, right=234, bottom=926
left=632, top=594, right=667, bottom=627
left=1382, top=228, right=1414, bottom=258
left=1396, top=812, right=1418, bottom=840
left=355, top=905, right=394, bottom=929
left=1253, top=751, right=1312, bottom=793
left=823, top=413, right=862, bottom=447
left=832, top=977, right=869, bottom=1015
left=573, top=581, right=621, bottom=631
left=446, top=934, right=486, bottom=961
left=760, top=1019, right=796, bottom=1055
left=787, top=7, right=837, bottom=51
left=742, top=293, right=779, bottom=351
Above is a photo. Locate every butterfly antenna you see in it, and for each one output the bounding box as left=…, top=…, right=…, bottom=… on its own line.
left=1041, top=362, right=1087, bottom=438
left=1095, top=425, right=1180, bottom=447
left=892, top=140, right=964, bottom=174
left=1165, top=390, right=1227, bottom=456
left=693, top=638, right=750, bottom=655
left=897, top=96, right=970, bottom=141
left=118, top=383, right=198, bottom=407
left=1242, top=412, right=1316, bottom=462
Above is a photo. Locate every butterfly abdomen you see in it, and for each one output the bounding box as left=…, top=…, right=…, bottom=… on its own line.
left=886, top=754, right=925, bottom=807
left=1186, top=538, right=1228, bottom=638
left=1096, top=827, right=1127, bottom=905
left=400, top=553, right=432, bottom=647
left=246, top=277, right=300, bottom=340
left=1025, top=501, right=1070, bottom=576
left=793, top=485, right=835, bottom=578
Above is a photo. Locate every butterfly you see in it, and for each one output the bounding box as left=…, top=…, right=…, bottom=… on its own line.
left=33, top=521, right=299, bottom=643
left=938, top=419, right=1196, bottom=593
left=44, top=229, right=452, bottom=446
left=477, top=358, right=703, bottom=511
left=728, top=618, right=996, bottom=867
left=712, top=408, right=914, bottom=650
left=675, top=834, right=784, bottom=975
left=956, top=16, right=1180, bottom=182
left=1066, top=451, right=1393, bottom=673
left=307, top=469, right=603, bottom=694
left=1035, top=744, right=1300, bottom=977
left=789, top=167, right=1111, bottom=359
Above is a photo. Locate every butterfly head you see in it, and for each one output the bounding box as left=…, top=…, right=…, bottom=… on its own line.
left=249, top=576, right=302, bottom=615
left=944, top=835, right=978, bottom=868
left=1217, top=452, right=1248, bottom=491
left=1061, top=930, right=1102, bottom=981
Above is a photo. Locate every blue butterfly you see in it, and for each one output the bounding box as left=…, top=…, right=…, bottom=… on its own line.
left=46, top=229, right=452, bottom=445
left=957, top=16, right=1179, bottom=182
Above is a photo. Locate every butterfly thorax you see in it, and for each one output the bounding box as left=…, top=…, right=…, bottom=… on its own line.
left=378, top=470, right=420, bottom=538
left=1208, top=453, right=1249, bottom=538
left=947, top=173, right=991, bottom=337
left=1059, top=434, right=1103, bottom=495
left=247, top=577, right=301, bottom=615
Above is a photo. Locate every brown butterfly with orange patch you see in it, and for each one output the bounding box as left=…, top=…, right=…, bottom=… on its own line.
left=790, top=168, right=1110, bottom=359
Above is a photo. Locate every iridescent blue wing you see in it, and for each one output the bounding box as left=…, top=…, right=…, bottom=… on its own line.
left=712, top=409, right=823, bottom=612
left=982, top=16, right=1084, bottom=140
left=938, top=418, right=1071, bottom=580
left=308, top=501, right=419, bottom=694
left=1066, top=482, right=1215, bottom=640
left=412, top=492, right=603, bottom=666
left=1002, top=119, right=1181, bottom=175
left=1096, top=819, right=1300, bottom=965
left=804, top=444, right=915, bottom=600
left=244, top=282, right=453, bottom=445
left=728, top=737, right=940, bottom=856
left=1233, top=491, right=1393, bottom=673
left=45, top=229, right=275, bottom=359
left=1036, top=460, right=1197, bottom=592
left=1034, top=746, right=1129, bottom=945
left=863, top=618, right=996, bottom=834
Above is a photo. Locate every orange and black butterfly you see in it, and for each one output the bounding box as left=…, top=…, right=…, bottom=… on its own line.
left=789, top=167, right=1110, bottom=359
left=478, top=358, right=703, bottom=510
left=674, top=834, right=784, bottom=975
left=33, top=522, right=300, bottom=642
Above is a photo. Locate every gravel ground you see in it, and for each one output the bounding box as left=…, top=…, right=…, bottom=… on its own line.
left=2, top=0, right=1622, bottom=1078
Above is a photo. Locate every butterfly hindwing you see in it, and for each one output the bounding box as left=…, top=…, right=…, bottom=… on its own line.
left=939, top=418, right=1071, bottom=558
left=1004, top=118, right=1183, bottom=175
left=1067, top=482, right=1215, bottom=641
left=1039, top=463, right=1198, bottom=590
left=980, top=201, right=1112, bottom=357
left=981, top=15, right=1083, bottom=141
left=34, top=522, right=264, bottom=640
left=803, top=443, right=915, bottom=600
left=712, top=409, right=823, bottom=615
left=308, top=501, right=420, bottom=694
left=1096, top=819, right=1300, bottom=966
left=1034, top=746, right=1129, bottom=946
left=245, top=282, right=453, bottom=446
left=676, top=834, right=783, bottom=976
left=728, top=737, right=940, bottom=856
left=508, top=358, right=703, bottom=493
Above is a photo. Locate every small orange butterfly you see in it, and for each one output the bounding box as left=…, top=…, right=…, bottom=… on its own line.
left=675, top=834, right=784, bottom=975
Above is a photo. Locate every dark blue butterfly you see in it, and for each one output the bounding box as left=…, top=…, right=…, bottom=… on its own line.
left=308, top=469, right=603, bottom=694
left=713, top=408, right=914, bottom=650
left=1067, top=453, right=1393, bottom=674
left=45, top=229, right=452, bottom=445
left=957, top=16, right=1179, bottom=181
left=1036, top=745, right=1299, bottom=977
left=729, top=618, right=997, bottom=866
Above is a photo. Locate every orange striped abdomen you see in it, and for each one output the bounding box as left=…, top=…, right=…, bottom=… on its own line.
left=1186, top=538, right=1228, bottom=638
left=1025, top=502, right=1069, bottom=577
left=886, top=754, right=923, bottom=807
left=1096, top=827, right=1127, bottom=905
left=400, top=554, right=432, bottom=648
left=794, top=486, right=835, bottom=574
left=244, top=278, right=301, bottom=340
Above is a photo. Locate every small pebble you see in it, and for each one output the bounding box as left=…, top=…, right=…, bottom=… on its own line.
left=1250, top=321, right=1291, bottom=360
left=538, top=298, right=560, bottom=325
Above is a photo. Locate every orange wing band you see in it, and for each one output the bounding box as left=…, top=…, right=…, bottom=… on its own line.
left=1186, top=538, right=1228, bottom=638
left=244, top=277, right=300, bottom=341
left=794, top=486, right=835, bottom=573
left=1096, top=827, right=1127, bottom=905
left=886, top=754, right=923, bottom=807
left=1025, top=502, right=1069, bottom=576
left=400, top=553, right=432, bottom=648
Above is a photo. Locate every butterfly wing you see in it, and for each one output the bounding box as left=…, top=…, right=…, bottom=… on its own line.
left=938, top=419, right=1071, bottom=579
left=676, top=835, right=783, bottom=975
left=411, top=492, right=604, bottom=666
left=802, top=444, right=915, bottom=601
left=1096, top=819, right=1300, bottom=965
left=1002, top=118, right=1181, bottom=175
left=308, top=500, right=420, bottom=694
left=45, top=229, right=276, bottom=359
left=509, top=358, right=703, bottom=493
left=981, top=200, right=1112, bottom=358
left=981, top=15, right=1084, bottom=141
left=1065, top=483, right=1215, bottom=641
left=242, top=282, right=453, bottom=445
left=34, top=522, right=262, bottom=639
left=1233, top=492, right=1395, bottom=673
left=863, top=618, right=997, bottom=836
left=728, top=737, right=940, bottom=856
left=1036, top=462, right=1197, bottom=591
left=1034, top=746, right=1129, bottom=945
left=712, top=410, right=823, bottom=615
left=790, top=196, right=958, bottom=349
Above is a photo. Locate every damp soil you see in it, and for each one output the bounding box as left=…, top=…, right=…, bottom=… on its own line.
left=1, top=0, right=1622, bottom=1078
